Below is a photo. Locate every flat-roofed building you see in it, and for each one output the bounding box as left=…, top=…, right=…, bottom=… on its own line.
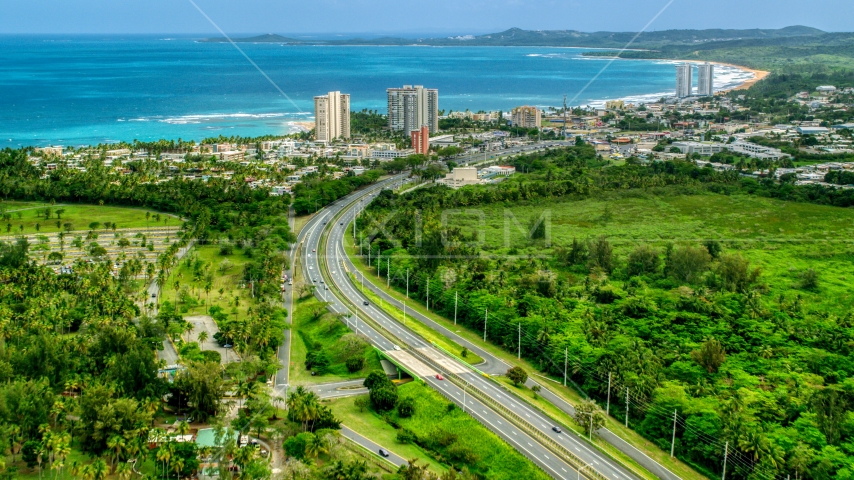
left=314, top=91, right=351, bottom=143
left=387, top=85, right=439, bottom=135
left=439, top=167, right=482, bottom=189
left=410, top=125, right=430, bottom=154
left=511, top=106, right=541, bottom=128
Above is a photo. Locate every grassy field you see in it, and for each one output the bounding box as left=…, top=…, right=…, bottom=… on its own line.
left=326, top=394, right=447, bottom=474
left=290, top=293, right=384, bottom=385
left=160, top=244, right=255, bottom=318
left=0, top=200, right=174, bottom=235
left=447, top=190, right=854, bottom=315
left=343, top=220, right=701, bottom=479
left=389, top=381, right=550, bottom=480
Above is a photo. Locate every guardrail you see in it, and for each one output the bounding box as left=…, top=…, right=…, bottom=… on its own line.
left=314, top=195, right=609, bottom=480
left=405, top=347, right=609, bottom=480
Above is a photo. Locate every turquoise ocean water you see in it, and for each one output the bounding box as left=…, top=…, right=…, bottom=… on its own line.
left=0, top=35, right=753, bottom=148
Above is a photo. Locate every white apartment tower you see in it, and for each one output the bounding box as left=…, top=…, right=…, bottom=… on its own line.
left=314, top=91, right=350, bottom=143
left=676, top=63, right=693, bottom=98
left=387, top=85, right=439, bottom=136
left=697, top=63, right=715, bottom=97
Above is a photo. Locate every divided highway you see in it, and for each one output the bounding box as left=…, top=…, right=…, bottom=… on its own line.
left=296, top=174, right=640, bottom=480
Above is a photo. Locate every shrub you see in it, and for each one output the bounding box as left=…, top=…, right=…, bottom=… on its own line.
left=369, top=385, right=398, bottom=411
left=345, top=356, right=365, bottom=373
left=712, top=254, right=761, bottom=293
left=800, top=268, right=820, bottom=290
left=396, top=428, right=415, bottom=444
left=397, top=397, right=416, bottom=418
left=587, top=236, right=614, bottom=273
left=592, top=284, right=624, bottom=304
left=627, top=245, right=661, bottom=277
left=666, top=245, right=711, bottom=284
left=506, top=366, right=528, bottom=386
left=691, top=338, right=726, bottom=373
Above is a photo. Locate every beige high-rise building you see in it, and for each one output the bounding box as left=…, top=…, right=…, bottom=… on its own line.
left=314, top=91, right=351, bottom=143
left=511, top=106, right=541, bottom=128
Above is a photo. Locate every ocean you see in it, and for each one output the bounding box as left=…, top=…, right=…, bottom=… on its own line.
left=0, top=35, right=754, bottom=148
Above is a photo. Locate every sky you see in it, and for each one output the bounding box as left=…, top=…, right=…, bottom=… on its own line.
left=1, top=0, right=852, bottom=35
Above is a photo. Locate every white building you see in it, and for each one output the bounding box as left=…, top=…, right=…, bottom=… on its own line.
left=387, top=85, right=439, bottom=135
left=672, top=141, right=725, bottom=156
left=676, top=64, right=693, bottom=98
left=314, top=91, right=351, bottom=143
left=697, top=63, right=714, bottom=97
left=726, top=141, right=789, bottom=161
left=439, top=167, right=482, bottom=189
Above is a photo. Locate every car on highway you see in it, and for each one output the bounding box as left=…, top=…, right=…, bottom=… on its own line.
left=363, top=301, right=369, bottom=306
left=435, top=374, right=444, bottom=380
left=339, top=222, right=343, bottom=226
left=552, top=426, right=562, bottom=434
left=393, top=345, right=401, bottom=351
left=312, top=249, right=316, bottom=252
left=378, top=448, right=389, bottom=457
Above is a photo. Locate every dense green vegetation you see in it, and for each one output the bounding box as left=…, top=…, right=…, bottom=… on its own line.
left=359, top=379, right=550, bottom=480
left=0, top=147, right=297, bottom=477
left=292, top=170, right=383, bottom=215
left=355, top=145, right=854, bottom=480
left=290, top=293, right=383, bottom=383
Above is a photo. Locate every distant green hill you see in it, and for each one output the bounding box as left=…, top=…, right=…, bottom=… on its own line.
left=199, top=33, right=307, bottom=44
left=201, top=26, right=826, bottom=48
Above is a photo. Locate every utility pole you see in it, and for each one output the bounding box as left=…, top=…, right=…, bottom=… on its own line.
left=518, top=323, right=521, bottom=359
left=406, top=269, right=409, bottom=298
left=562, top=94, right=568, bottom=139
left=721, top=442, right=728, bottom=480
left=589, top=412, right=593, bottom=441
left=426, top=281, right=429, bottom=311
left=625, top=388, right=630, bottom=428
left=483, top=308, right=488, bottom=342
left=671, top=409, right=678, bottom=457
left=563, top=347, right=568, bottom=386
left=454, top=291, right=458, bottom=325
left=403, top=300, right=406, bottom=325
left=606, top=372, right=612, bottom=416
left=386, top=258, right=390, bottom=287
left=377, top=255, right=380, bottom=278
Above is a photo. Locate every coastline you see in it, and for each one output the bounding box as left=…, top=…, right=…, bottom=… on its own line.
left=666, top=59, right=770, bottom=92
left=714, top=62, right=770, bottom=91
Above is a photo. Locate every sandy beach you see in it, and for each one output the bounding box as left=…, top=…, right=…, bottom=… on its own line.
left=716, top=62, right=770, bottom=91
left=289, top=121, right=315, bottom=133
left=668, top=59, right=770, bottom=92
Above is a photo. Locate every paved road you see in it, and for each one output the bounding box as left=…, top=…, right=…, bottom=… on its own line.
left=341, top=426, right=406, bottom=468
left=275, top=206, right=297, bottom=389
left=185, top=315, right=236, bottom=365
left=309, top=379, right=368, bottom=399
left=301, top=175, right=637, bottom=480
left=337, top=224, right=680, bottom=480
left=146, top=240, right=194, bottom=365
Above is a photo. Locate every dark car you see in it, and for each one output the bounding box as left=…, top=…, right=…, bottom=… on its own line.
left=378, top=448, right=389, bottom=457
left=552, top=426, right=562, bottom=434
left=363, top=301, right=369, bottom=306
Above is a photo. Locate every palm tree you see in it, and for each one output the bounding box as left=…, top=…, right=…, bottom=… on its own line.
left=107, top=434, right=125, bottom=473
left=176, top=420, right=191, bottom=436
left=91, top=459, right=109, bottom=480
left=198, top=330, right=209, bottom=345
left=116, top=462, right=133, bottom=480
